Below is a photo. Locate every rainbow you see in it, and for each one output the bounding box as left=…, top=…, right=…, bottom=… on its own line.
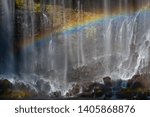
left=17, top=4, right=150, bottom=50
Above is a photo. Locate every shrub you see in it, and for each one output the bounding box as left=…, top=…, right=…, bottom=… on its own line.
left=15, top=0, right=25, bottom=9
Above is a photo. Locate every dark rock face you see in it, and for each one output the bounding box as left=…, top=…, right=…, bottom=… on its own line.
left=66, top=84, right=81, bottom=97
left=93, top=83, right=105, bottom=98
left=0, top=79, right=31, bottom=99
left=116, top=88, right=150, bottom=100
left=0, top=79, right=13, bottom=94
left=79, top=82, right=96, bottom=98
left=0, top=74, right=150, bottom=99
left=14, top=10, right=49, bottom=46
left=0, top=80, right=50, bottom=99
left=116, top=74, right=150, bottom=99
left=14, top=9, right=53, bottom=74
left=66, top=74, right=150, bottom=99
left=82, top=82, right=94, bottom=93
left=66, top=77, right=113, bottom=99
left=127, top=74, right=150, bottom=89
left=103, top=76, right=112, bottom=87
left=50, top=91, right=62, bottom=98
left=49, top=0, right=140, bottom=12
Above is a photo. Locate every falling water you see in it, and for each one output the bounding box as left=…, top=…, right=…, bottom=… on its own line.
left=0, top=0, right=150, bottom=94
left=0, top=0, right=15, bottom=74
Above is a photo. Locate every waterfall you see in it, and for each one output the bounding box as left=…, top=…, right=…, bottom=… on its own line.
left=0, top=0, right=15, bottom=74
left=0, top=0, right=150, bottom=93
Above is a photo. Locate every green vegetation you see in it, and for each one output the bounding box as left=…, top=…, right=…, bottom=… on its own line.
left=15, top=0, right=25, bottom=9
left=15, top=0, right=50, bottom=13
left=34, top=3, right=41, bottom=12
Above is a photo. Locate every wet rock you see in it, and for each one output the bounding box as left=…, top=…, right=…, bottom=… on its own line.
left=66, top=84, right=81, bottom=97
left=0, top=79, right=13, bottom=94
left=93, top=82, right=105, bottom=97
left=15, top=82, right=29, bottom=90
left=116, top=88, right=150, bottom=100
left=14, top=81, right=50, bottom=99
left=127, top=74, right=150, bottom=89
left=103, top=88, right=113, bottom=99
left=50, top=91, right=61, bottom=98
left=71, top=81, right=94, bottom=98
left=117, top=74, right=150, bottom=99
left=79, top=92, right=93, bottom=98
left=82, top=81, right=94, bottom=93
left=78, top=81, right=113, bottom=99
left=101, top=76, right=113, bottom=99
left=103, top=76, right=112, bottom=87
left=14, top=82, right=38, bottom=99
left=116, top=88, right=134, bottom=99
left=0, top=79, right=36, bottom=99
left=69, top=80, right=114, bottom=99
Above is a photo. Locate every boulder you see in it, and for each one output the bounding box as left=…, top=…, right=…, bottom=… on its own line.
left=50, top=91, right=61, bottom=98
left=0, top=79, right=13, bottom=94
left=82, top=81, right=94, bottom=93
left=67, top=83, right=81, bottom=97
left=127, top=74, right=150, bottom=89
left=103, top=76, right=112, bottom=87
left=93, top=82, right=105, bottom=97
